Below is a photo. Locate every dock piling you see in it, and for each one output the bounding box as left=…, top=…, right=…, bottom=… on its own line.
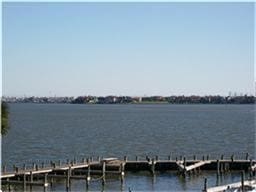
left=241, top=170, right=245, bottom=192
left=66, top=166, right=71, bottom=191
left=23, top=174, right=26, bottom=191
left=102, top=161, right=106, bottom=186
left=120, top=163, right=125, bottom=183
left=183, top=157, right=187, bottom=177
left=246, top=153, right=249, bottom=160
left=203, top=178, right=207, bottom=192
left=44, top=173, right=48, bottom=192
left=30, top=171, right=33, bottom=191
left=217, top=159, right=220, bottom=176
left=151, top=159, right=155, bottom=175
left=86, top=164, right=91, bottom=189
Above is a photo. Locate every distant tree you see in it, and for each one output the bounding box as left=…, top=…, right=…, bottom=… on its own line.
left=1, top=102, right=9, bottom=135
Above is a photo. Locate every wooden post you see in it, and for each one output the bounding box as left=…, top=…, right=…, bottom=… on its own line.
left=151, top=159, right=155, bottom=175
left=23, top=174, right=26, bottom=190
left=193, top=155, right=196, bottom=160
left=42, top=162, right=44, bottom=168
left=30, top=171, right=33, bottom=191
left=86, top=164, right=91, bottom=189
left=50, top=174, right=54, bottom=188
left=250, top=159, right=253, bottom=178
left=246, top=153, right=249, bottom=160
left=66, top=166, right=71, bottom=190
left=23, top=164, right=26, bottom=170
left=220, top=162, right=224, bottom=174
left=120, top=163, right=125, bottom=183
left=44, top=173, right=48, bottom=192
left=206, top=155, right=209, bottom=160
left=168, top=155, right=171, bottom=161
left=231, top=154, right=234, bottom=162
left=58, top=160, right=61, bottom=167
left=216, top=159, right=220, bottom=176
left=102, top=161, right=106, bottom=186
left=124, top=156, right=127, bottom=162
left=136, top=156, right=138, bottom=161
left=7, top=177, right=10, bottom=192
left=155, top=155, right=158, bottom=161
left=36, top=164, right=39, bottom=171
left=203, top=178, right=207, bottom=192
left=183, top=157, right=186, bottom=177
left=82, top=158, right=85, bottom=164
left=221, top=155, right=224, bottom=160
left=202, top=156, right=205, bottom=161
left=241, top=170, right=245, bottom=192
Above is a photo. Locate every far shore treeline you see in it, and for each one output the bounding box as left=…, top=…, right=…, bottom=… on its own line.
left=2, top=95, right=255, bottom=104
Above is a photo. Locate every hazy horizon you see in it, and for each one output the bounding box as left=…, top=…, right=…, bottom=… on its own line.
left=2, top=2, right=254, bottom=97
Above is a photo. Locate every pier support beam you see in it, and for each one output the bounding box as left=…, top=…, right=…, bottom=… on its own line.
left=183, top=157, right=187, bottom=177
left=66, top=166, right=71, bottom=191
left=23, top=174, right=26, bottom=191
left=120, top=163, right=125, bottom=183
left=86, top=164, right=91, bottom=189
left=150, top=159, right=155, bottom=175
left=203, top=178, right=207, bottom=192
left=217, top=159, right=220, bottom=176
left=44, top=173, right=48, bottom=192
left=241, top=171, right=245, bottom=192
left=102, top=162, right=106, bottom=186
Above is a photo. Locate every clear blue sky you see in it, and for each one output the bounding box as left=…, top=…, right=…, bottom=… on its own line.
left=2, top=2, right=254, bottom=97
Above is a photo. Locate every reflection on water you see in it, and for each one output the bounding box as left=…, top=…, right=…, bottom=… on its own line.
left=1, top=171, right=251, bottom=191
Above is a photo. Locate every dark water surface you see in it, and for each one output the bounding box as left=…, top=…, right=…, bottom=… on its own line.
left=2, top=104, right=255, bottom=191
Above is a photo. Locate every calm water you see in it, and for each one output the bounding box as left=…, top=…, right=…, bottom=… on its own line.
left=2, top=104, right=255, bottom=191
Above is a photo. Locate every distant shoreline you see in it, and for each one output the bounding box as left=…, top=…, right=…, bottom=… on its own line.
left=6, top=102, right=255, bottom=105
left=3, top=95, right=255, bottom=104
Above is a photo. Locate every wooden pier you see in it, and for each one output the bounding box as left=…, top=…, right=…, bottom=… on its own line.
left=1, top=155, right=256, bottom=191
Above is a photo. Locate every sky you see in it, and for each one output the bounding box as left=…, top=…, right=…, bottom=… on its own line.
left=2, top=2, right=254, bottom=97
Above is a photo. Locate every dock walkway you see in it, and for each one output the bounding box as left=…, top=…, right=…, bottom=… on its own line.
left=1, top=155, right=256, bottom=191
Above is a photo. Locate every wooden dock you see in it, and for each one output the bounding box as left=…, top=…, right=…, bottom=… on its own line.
left=1, top=155, right=256, bottom=191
